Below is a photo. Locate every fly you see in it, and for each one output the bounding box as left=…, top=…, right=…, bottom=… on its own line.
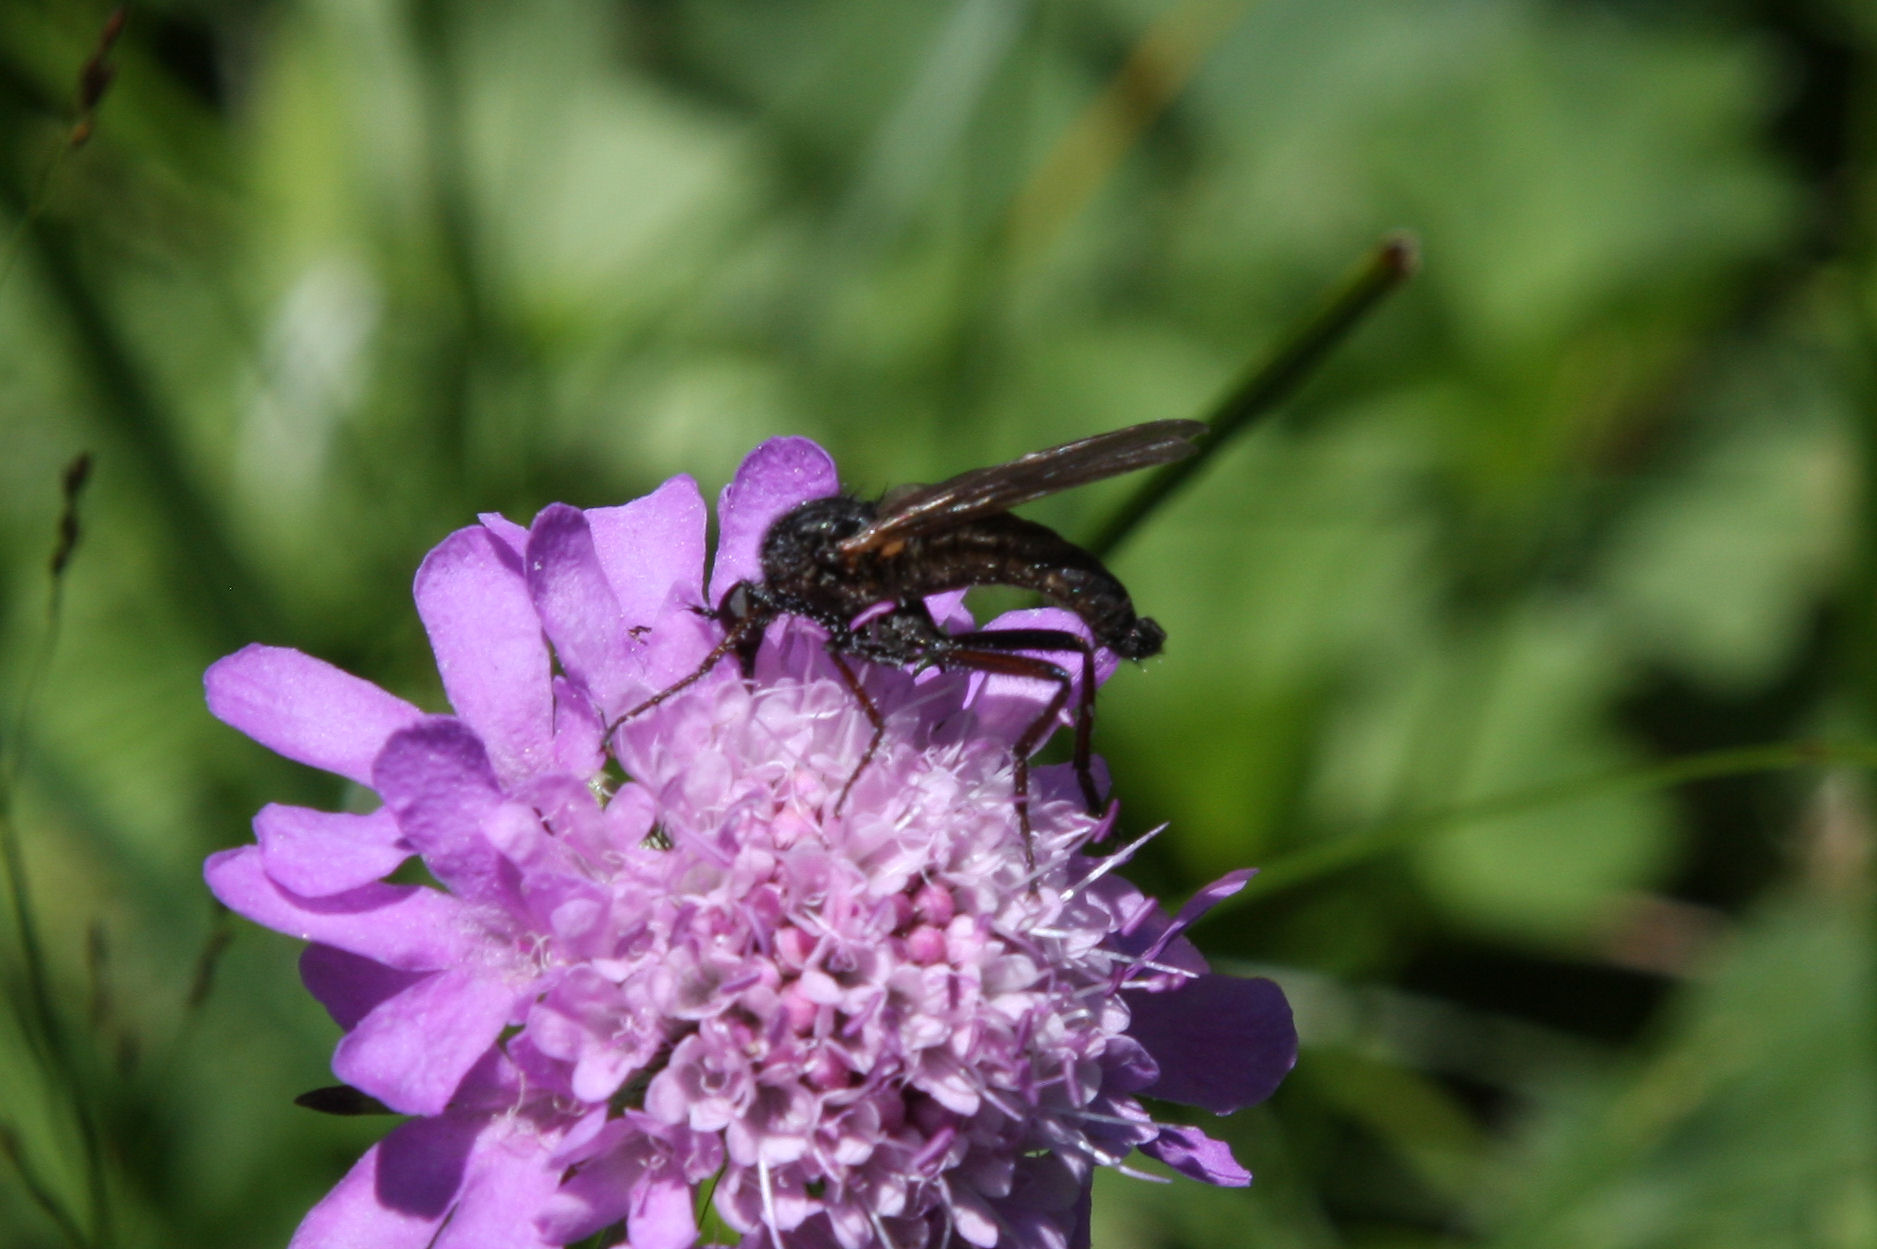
left=619, top=419, right=1205, bottom=851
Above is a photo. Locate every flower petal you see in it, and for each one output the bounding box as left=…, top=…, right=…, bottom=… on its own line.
left=254, top=804, right=408, bottom=896
left=301, top=944, right=429, bottom=1030
left=206, top=645, right=423, bottom=785
left=205, top=847, right=474, bottom=969
left=371, top=718, right=514, bottom=907
left=628, top=1172, right=700, bottom=1249
left=589, top=480, right=722, bottom=690
left=1124, top=972, right=1296, bottom=1113
left=926, top=589, right=974, bottom=633
left=333, top=966, right=521, bottom=1116
left=1140, top=1124, right=1251, bottom=1187
left=710, top=437, right=838, bottom=603
left=550, top=674, right=607, bottom=777
left=433, top=1122, right=567, bottom=1249
left=1068, top=1177, right=1093, bottom=1249
left=287, top=1115, right=480, bottom=1249
left=586, top=475, right=708, bottom=624
left=525, top=504, right=642, bottom=716
left=478, top=511, right=529, bottom=555
left=996, top=1155, right=1092, bottom=1249
left=415, top=526, right=554, bottom=784
left=1120, top=869, right=1254, bottom=981
left=539, top=1131, right=699, bottom=1249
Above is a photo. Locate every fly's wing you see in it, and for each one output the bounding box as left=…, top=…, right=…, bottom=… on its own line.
left=837, top=419, right=1206, bottom=553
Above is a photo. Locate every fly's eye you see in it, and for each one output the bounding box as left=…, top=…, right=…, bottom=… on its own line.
left=722, top=583, right=752, bottom=619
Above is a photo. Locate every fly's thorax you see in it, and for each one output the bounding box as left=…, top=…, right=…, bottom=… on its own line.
left=759, top=496, right=874, bottom=585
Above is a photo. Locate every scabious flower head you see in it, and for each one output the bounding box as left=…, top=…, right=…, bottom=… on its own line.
left=206, top=438, right=1296, bottom=1249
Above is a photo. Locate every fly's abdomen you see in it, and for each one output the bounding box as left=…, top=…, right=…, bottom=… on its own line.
left=893, top=515, right=1164, bottom=659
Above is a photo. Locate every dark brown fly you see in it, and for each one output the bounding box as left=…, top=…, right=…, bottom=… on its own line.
left=619, top=419, right=1206, bottom=853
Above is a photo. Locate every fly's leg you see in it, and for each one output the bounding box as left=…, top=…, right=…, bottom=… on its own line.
left=824, top=601, right=951, bottom=817
left=929, top=639, right=1084, bottom=866
left=828, top=650, right=886, bottom=816
left=953, top=619, right=1096, bottom=807
left=605, top=589, right=769, bottom=736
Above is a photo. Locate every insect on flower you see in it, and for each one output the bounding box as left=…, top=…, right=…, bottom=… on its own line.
left=618, top=418, right=1206, bottom=842
left=204, top=433, right=1297, bottom=1249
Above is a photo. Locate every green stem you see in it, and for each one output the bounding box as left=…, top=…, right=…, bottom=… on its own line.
left=1258, top=740, right=1877, bottom=895
left=0, top=144, right=71, bottom=297
left=0, top=1120, right=90, bottom=1249
left=1089, top=231, right=1419, bottom=558
left=0, top=461, right=111, bottom=1249
left=1, top=458, right=89, bottom=1066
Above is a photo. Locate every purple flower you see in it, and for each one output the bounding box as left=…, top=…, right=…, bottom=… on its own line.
left=206, top=438, right=1296, bottom=1249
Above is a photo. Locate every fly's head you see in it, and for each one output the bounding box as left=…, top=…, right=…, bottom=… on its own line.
left=714, top=580, right=771, bottom=676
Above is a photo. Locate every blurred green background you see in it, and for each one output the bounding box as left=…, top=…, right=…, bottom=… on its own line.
left=2, top=1, right=1873, bottom=1246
